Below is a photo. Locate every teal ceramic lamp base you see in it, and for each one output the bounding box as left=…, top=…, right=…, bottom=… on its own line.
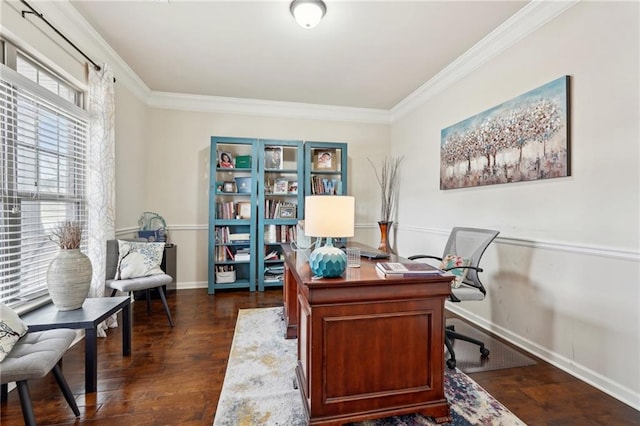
left=309, top=238, right=346, bottom=278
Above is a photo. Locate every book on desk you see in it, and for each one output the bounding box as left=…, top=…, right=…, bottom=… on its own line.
left=375, top=261, right=443, bottom=277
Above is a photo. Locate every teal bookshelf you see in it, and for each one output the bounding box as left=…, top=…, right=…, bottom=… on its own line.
left=304, top=141, right=348, bottom=197
left=209, top=137, right=348, bottom=293
left=208, top=137, right=258, bottom=293
left=257, top=139, right=304, bottom=291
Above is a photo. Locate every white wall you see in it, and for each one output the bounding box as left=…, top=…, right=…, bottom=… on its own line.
left=141, top=108, right=389, bottom=286
left=390, top=1, right=639, bottom=409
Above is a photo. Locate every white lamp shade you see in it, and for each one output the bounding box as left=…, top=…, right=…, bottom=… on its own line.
left=290, top=0, right=326, bottom=29
left=304, top=196, right=354, bottom=238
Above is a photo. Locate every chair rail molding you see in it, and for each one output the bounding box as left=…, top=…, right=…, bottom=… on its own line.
left=399, top=224, right=639, bottom=262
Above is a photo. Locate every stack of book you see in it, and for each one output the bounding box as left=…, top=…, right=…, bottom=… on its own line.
left=264, top=265, right=284, bottom=283
left=234, top=248, right=251, bottom=262
left=375, top=262, right=443, bottom=278
left=229, top=233, right=250, bottom=243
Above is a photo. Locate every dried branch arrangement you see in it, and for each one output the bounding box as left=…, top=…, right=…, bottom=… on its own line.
left=367, top=156, right=404, bottom=222
left=50, top=221, right=83, bottom=249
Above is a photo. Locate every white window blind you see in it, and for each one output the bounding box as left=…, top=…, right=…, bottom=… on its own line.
left=0, top=60, right=89, bottom=309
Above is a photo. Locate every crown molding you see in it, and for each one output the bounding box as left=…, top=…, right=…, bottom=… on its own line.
left=390, top=0, right=579, bottom=122
left=34, top=1, right=152, bottom=102
left=147, top=91, right=390, bottom=124
left=46, top=0, right=576, bottom=124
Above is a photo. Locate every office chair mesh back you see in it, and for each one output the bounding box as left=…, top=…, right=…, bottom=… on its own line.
left=444, top=227, right=499, bottom=292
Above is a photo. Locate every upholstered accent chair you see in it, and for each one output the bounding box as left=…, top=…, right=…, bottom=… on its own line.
left=105, top=239, right=174, bottom=327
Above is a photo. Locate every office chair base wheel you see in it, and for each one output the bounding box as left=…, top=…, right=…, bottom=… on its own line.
left=480, top=347, right=490, bottom=358
left=446, top=359, right=456, bottom=369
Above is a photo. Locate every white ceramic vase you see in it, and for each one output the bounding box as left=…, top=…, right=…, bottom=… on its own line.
left=47, top=249, right=93, bottom=311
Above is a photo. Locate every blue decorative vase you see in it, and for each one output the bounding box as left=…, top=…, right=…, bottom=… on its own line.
left=309, top=238, right=346, bottom=278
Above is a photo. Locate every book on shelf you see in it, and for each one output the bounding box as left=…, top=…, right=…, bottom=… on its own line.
left=264, top=225, right=277, bottom=243
left=229, top=233, right=250, bottom=241
left=264, top=250, right=280, bottom=261
left=234, top=248, right=251, bottom=261
left=375, top=262, right=443, bottom=277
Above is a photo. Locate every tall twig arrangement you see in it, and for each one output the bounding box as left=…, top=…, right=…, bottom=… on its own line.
left=50, top=221, right=82, bottom=249
left=367, top=156, right=404, bottom=222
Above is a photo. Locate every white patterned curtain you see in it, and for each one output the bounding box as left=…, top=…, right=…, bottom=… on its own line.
left=87, top=64, right=116, bottom=337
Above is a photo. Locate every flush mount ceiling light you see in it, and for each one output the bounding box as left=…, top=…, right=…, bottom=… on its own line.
left=290, top=0, right=327, bottom=29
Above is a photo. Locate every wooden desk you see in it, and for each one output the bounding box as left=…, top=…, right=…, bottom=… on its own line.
left=282, top=244, right=452, bottom=425
left=21, top=297, right=131, bottom=393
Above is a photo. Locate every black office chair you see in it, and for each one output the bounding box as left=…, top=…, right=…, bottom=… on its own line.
left=409, top=227, right=499, bottom=369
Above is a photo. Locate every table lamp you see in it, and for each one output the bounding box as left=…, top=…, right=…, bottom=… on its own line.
left=304, top=195, right=355, bottom=277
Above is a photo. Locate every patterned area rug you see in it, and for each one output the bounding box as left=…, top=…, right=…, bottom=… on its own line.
left=213, top=307, right=527, bottom=426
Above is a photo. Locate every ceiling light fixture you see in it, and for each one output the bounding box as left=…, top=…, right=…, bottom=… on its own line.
left=290, top=0, right=327, bottom=29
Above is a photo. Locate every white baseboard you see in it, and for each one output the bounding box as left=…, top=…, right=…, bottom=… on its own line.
left=446, top=303, right=640, bottom=411
left=175, top=281, right=208, bottom=290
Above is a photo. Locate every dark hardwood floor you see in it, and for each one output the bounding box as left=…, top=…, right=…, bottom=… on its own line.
left=1, top=289, right=638, bottom=425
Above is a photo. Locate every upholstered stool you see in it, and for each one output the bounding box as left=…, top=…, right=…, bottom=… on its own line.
left=0, top=329, right=80, bottom=425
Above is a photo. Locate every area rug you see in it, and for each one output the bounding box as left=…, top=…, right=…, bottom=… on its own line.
left=213, top=307, right=527, bottom=426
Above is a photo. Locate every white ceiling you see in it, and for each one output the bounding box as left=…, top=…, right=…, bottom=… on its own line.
left=69, top=1, right=528, bottom=110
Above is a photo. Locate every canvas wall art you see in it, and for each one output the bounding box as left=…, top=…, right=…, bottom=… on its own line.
left=440, top=76, right=570, bottom=190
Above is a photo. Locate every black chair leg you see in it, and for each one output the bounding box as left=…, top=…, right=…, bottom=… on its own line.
left=146, top=289, right=152, bottom=315
left=51, top=364, right=80, bottom=417
left=157, top=286, right=175, bottom=327
left=110, top=289, right=117, bottom=297
left=444, top=335, right=457, bottom=369
left=16, top=380, right=36, bottom=426
left=447, top=329, right=490, bottom=357
left=1, top=383, right=7, bottom=402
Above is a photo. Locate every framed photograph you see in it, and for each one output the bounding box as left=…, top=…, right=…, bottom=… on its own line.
left=288, top=181, right=298, bottom=194
left=273, top=178, right=288, bottom=194
left=236, top=202, right=251, bottom=219
left=222, top=181, right=236, bottom=193
left=312, top=149, right=336, bottom=171
left=264, top=146, right=283, bottom=170
left=279, top=205, right=296, bottom=219
left=219, top=151, right=234, bottom=168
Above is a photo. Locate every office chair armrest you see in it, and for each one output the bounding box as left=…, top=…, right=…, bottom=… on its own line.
left=408, top=254, right=443, bottom=261
left=442, top=265, right=484, bottom=273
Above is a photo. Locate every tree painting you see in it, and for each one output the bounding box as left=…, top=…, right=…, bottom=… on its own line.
left=440, top=76, right=569, bottom=190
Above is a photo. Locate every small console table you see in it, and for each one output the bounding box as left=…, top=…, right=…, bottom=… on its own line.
left=21, top=296, right=131, bottom=393
left=282, top=243, right=453, bottom=425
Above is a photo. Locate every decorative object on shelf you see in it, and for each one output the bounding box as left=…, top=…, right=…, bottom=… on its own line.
left=440, top=76, right=569, bottom=190
left=235, top=155, right=251, bottom=169
left=47, top=221, right=92, bottom=311
left=368, top=156, right=403, bottom=253
left=235, top=176, right=252, bottom=193
left=273, top=178, right=288, bottom=194
left=312, top=149, right=336, bottom=171
left=264, top=146, right=283, bottom=170
left=290, top=0, right=326, bottom=29
left=218, top=151, right=234, bottom=168
left=304, top=196, right=354, bottom=278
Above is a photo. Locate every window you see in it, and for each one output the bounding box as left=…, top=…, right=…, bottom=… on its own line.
left=1, top=42, right=88, bottom=310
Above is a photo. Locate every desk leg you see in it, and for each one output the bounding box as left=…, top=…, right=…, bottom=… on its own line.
left=122, top=302, right=132, bottom=356
left=85, top=328, right=98, bottom=393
